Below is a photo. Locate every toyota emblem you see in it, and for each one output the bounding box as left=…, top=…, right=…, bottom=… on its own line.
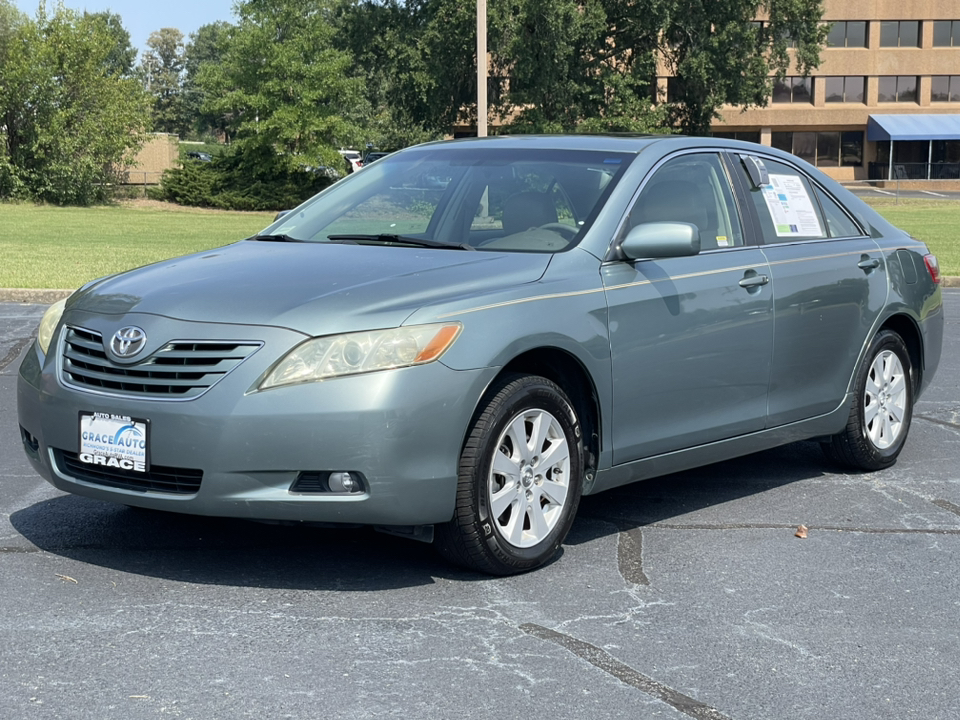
left=110, top=326, right=147, bottom=358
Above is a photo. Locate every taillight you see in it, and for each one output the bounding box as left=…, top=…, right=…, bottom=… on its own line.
left=924, top=254, right=941, bottom=284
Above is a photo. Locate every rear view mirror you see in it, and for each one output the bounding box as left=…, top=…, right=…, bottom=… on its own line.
left=620, top=222, right=701, bottom=260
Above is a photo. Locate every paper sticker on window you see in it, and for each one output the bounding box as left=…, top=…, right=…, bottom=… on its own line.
left=716, top=235, right=730, bottom=247
left=760, top=174, right=823, bottom=237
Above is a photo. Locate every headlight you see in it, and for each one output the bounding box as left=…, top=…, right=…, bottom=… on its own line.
left=36, top=298, right=67, bottom=356
left=259, top=323, right=462, bottom=390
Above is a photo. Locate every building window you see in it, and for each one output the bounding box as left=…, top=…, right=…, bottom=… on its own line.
left=933, top=21, right=960, bottom=47
left=933, top=140, right=960, bottom=164
left=878, top=76, right=919, bottom=103
left=880, top=21, right=920, bottom=48
left=772, top=131, right=863, bottom=168
left=825, top=76, right=865, bottom=103
left=772, top=77, right=812, bottom=104
left=666, top=77, right=682, bottom=103
left=826, top=21, right=868, bottom=48
left=932, top=76, right=960, bottom=102
left=713, top=131, right=762, bottom=144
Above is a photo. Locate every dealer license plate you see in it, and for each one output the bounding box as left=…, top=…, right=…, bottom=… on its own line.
left=79, top=412, right=149, bottom=473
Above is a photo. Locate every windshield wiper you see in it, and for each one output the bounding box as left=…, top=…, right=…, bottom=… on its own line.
left=248, top=233, right=302, bottom=243
left=326, top=233, right=474, bottom=251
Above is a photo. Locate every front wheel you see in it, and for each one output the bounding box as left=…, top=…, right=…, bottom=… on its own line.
left=822, top=330, right=914, bottom=471
left=435, top=374, right=583, bottom=575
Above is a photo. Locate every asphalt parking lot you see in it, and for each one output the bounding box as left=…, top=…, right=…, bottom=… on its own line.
left=2, top=294, right=959, bottom=720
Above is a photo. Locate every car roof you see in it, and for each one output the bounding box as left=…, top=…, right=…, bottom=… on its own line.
left=405, top=133, right=797, bottom=156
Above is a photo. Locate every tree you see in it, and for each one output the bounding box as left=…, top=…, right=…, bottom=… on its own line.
left=198, top=0, right=365, bottom=168
left=496, top=0, right=826, bottom=136
left=0, top=3, right=150, bottom=204
left=661, top=0, right=829, bottom=134
left=140, top=27, right=186, bottom=134
left=182, top=21, right=233, bottom=140
left=500, top=0, right=668, bottom=133
left=85, top=11, right=137, bottom=77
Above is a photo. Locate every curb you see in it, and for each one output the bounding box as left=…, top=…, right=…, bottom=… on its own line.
left=0, top=288, right=75, bottom=303
left=3, top=276, right=960, bottom=304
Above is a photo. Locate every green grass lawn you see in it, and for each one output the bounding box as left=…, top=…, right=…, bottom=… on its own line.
left=1, top=201, right=273, bottom=289
left=1, top=197, right=958, bottom=289
left=861, top=198, right=960, bottom=276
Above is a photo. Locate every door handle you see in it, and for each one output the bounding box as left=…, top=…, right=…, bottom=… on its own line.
left=739, top=273, right=769, bottom=289
left=858, top=257, right=881, bottom=271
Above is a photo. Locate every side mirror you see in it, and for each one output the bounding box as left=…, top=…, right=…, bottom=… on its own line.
left=620, top=222, right=701, bottom=260
left=274, top=210, right=290, bottom=221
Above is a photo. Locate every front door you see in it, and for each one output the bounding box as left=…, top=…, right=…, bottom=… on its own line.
left=603, top=152, right=774, bottom=464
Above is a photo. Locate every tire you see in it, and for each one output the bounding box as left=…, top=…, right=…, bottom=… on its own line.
left=435, top=374, right=583, bottom=575
left=822, top=330, right=914, bottom=471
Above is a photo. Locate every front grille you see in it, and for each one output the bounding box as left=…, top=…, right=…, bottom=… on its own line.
left=54, top=449, right=202, bottom=495
left=61, top=327, right=260, bottom=400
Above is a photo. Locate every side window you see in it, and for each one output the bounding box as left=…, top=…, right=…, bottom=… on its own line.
left=623, top=153, right=744, bottom=250
left=738, top=158, right=829, bottom=243
left=814, top=186, right=865, bottom=238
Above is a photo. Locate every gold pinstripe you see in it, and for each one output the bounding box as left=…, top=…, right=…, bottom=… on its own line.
left=435, top=249, right=878, bottom=318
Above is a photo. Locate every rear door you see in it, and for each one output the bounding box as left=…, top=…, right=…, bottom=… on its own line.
left=729, top=154, right=887, bottom=427
left=603, top=151, right=774, bottom=464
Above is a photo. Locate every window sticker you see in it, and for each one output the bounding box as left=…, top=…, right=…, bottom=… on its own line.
left=760, top=174, right=823, bottom=237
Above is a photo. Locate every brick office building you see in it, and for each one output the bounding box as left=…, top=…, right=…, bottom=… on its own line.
left=707, top=0, right=960, bottom=182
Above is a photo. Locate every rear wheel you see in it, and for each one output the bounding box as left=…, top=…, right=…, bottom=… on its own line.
left=822, top=330, right=913, bottom=471
left=436, top=374, right=583, bottom=575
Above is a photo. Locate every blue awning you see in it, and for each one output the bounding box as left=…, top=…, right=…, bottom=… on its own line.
left=867, top=114, right=960, bottom=142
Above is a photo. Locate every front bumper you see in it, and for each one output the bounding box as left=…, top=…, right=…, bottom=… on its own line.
left=17, top=316, right=496, bottom=527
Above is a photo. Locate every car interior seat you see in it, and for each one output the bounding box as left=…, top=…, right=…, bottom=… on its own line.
left=501, top=191, right=559, bottom=236
left=632, top=179, right=717, bottom=249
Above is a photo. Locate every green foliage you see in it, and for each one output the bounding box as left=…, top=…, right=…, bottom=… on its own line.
left=494, top=0, right=827, bottom=136
left=85, top=11, right=137, bottom=77
left=0, top=2, right=151, bottom=205
left=154, top=145, right=334, bottom=211
left=661, top=0, right=829, bottom=134
left=182, top=22, right=233, bottom=140
left=198, top=0, right=366, bottom=170
left=140, top=28, right=187, bottom=134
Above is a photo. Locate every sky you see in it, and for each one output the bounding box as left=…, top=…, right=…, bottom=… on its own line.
left=13, top=0, right=238, bottom=57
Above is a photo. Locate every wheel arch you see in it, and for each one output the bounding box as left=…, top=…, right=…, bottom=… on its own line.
left=476, top=347, right=602, bottom=486
left=878, top=312, right=924, bottom=394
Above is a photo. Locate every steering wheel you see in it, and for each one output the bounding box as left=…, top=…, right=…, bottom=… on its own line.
left=538, top=223, right=579, bottom=239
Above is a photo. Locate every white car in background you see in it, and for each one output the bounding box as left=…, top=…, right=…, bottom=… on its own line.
left=338, top=149, right=363, bottom=174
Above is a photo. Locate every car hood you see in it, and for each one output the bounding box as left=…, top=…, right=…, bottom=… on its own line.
left=69, top=241, right=551, bottom=336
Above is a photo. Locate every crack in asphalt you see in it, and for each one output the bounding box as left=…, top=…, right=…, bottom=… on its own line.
left=520, top=623, right=733, bottom=720
left=0, top=335, right=33, bottom=372
left=617, top=528, right=650, bottom=586
left=916, top=414, right=960, bottom=432
left=641, top=522, right=960, bottom=535
left=932, top=499, right=960, bottom=518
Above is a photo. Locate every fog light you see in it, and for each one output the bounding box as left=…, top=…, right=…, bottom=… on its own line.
left=329, top=472, right=360, bottom=493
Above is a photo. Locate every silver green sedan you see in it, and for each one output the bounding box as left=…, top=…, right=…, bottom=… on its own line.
left=17, top=135, right=944, bottom=574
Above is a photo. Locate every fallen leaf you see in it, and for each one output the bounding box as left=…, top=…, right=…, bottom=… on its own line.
left=55, top=574, right=78, bottom=584
left=795, top=525, right=808, bottom=539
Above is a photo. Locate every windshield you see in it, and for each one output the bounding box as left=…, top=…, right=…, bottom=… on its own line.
left=258, top=147, right=633, bottom=253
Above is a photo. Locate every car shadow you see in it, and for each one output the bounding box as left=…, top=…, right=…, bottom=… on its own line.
left=10, top=442, right=833, bottom=590
left=568, top=440, right=832, bottom=542
left=10, top=496, right=463, bottom=590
